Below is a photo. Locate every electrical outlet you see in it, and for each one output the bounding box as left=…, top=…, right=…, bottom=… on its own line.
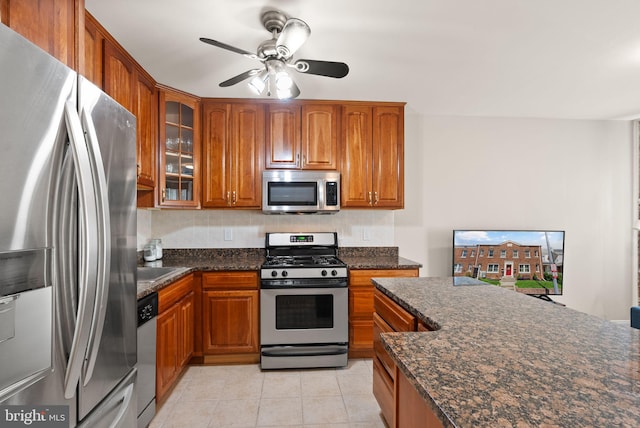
left=363, top=227, right=371, bottom=241
left=224, top=228, right=233, bottom=241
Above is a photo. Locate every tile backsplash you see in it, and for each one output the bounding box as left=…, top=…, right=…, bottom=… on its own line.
left=137, top=209, right=394, bottom=250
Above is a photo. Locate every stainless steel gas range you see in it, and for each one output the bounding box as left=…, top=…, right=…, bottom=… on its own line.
left=260, top=232, right=348, bottom=369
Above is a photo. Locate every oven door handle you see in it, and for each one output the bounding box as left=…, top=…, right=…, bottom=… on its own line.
left=261, top=345, right=348, bottom=358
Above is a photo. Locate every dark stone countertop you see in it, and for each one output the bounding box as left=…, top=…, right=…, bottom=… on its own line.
left=372, top=276, right=640, bottom=428
left=137, top=247, right=421, bottom=299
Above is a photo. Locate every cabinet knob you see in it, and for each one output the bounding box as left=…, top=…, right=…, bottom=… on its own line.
left=232, top=191, right=237, bottom=205
left=226, top=191, right=231, bottom=206
left=162, top=188, right=166, bottom=202
left=368, top=191, right=372, bottom=205
left=374, top=192, right=379, bottom=205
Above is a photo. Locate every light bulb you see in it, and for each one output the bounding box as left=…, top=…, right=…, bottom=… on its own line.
left=248, top=70, right=268, bottom=95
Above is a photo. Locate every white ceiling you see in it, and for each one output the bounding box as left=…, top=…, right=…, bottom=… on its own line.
left=86, top=0, right=640, bottom=120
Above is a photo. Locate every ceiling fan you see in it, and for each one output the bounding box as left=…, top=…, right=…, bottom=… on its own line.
left=200, top=9, right=349, bottom=99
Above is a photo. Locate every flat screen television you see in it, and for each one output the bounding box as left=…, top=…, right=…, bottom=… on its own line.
left=453, top=230, right=565, bottom=298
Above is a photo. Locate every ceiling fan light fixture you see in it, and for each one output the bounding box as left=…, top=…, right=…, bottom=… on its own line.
left=248, top=70, right=268, bottom=94
left=276, top=18, right=310, bottom=58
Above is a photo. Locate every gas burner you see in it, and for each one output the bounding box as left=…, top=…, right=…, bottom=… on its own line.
left=261, top=232, right=347, bottom=282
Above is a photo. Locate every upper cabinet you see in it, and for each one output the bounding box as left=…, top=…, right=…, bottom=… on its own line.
left=134, top=72, right=157, bottom=190
left=265, top=103, right=339, bottom=170
left=202, top=101, right=264, bottom=209
left=83, top=13, right=103, bottom=87
left=341, top=104, right=405, bottom=209
left=1, top=0, right=79, bottom=69
left=86, top=12, right=158, bottom=198
left=103, top=39, right=134, bottom=112
left=158, top=87, right=200, bottom=208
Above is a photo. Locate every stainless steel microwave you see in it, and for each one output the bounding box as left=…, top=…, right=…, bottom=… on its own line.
left=262, top=170, right=340, bottom=214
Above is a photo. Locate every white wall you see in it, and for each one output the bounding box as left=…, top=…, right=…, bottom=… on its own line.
left=395, top=110, right=634, bottom=320
left=137, top=111, right=635, bottom=320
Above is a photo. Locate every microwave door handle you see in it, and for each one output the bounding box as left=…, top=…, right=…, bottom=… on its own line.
left=80, top=107, right=111, bottom=385
left=62, top=100, right=100, bottom=399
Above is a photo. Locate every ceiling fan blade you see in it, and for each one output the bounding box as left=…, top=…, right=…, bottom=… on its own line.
left=293, top=60, right=349, bottom=78
left=199, top=37, right=260, bottom=61
left=219, top=69, right=262, bottom=87
left=276, top=18, right=310, bottom=58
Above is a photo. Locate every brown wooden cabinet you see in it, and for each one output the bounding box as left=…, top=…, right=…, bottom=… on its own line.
left=1, top=0, right=79, bottom=69
left=158, top=87, right=200, bottom=208
left=348, top=269, right=418, bottom=358
left=373, top=288, right=441, bottom=427
left=134, top=71, right=157, bottom=191
left=265, top=103, right=339, bottom=170
left=201, top=271, right=260, bottom=363
left=84, top=12, right=158, bottom=198
left=83, top=12, right=103, bottom=88
left=201, top=101, right=263, bottom=208
left=341, top=103, right=405, bottom=208
left=156, top=274, right=194, bottom=403
left=103, top=39, right=134, bottom=113
left=373, top=288, right=416, bottom=427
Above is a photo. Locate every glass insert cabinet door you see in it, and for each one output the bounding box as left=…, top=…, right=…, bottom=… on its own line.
left=158, top=89, right=200, bottom=207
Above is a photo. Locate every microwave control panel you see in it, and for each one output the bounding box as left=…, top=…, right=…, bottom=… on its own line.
left=326, top=182, right=338, bottom=206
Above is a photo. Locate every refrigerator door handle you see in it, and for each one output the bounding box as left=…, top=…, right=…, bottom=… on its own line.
left=79, top=108, right=111, bottom=385
left=62, top=100, right=100, bottom=399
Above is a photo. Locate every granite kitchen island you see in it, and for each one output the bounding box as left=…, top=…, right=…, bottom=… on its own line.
left=372, top=277, right=640, bottom=427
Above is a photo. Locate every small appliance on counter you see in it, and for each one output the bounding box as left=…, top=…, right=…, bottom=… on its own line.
left=260, top=232, right=348, bottom=369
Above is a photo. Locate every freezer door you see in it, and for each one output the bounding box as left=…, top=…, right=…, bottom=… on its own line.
left=77, top=77, right=137, bottom=421
left=78, top=369, right=137, bottom=428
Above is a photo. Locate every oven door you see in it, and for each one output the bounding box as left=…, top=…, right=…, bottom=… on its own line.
left=260, top=287, right=348, bottom=345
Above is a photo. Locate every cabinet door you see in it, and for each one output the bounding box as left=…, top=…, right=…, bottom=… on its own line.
left=230, top=103, right=264, bottom=207
left=201, top=102, right=232, bottom=207
left=341, top=105, right=374, bottom=207
left=158, top=89, right=200, bottom=208
left=178, top=292, right=195, bottom=367
left=156, top=305, right=179, bottom=402
left=202, top=290, right=259, bottom=354
left=83, top=13, right=103, bottom=88
left=301, top=104, right=339, bottom=170
left=1, top=0, right=77, bottom=68
left=103, top=40, right=134, bottom=113
left=134, top=71, right=157, bottom=190
left=265, top=104, right=300, bottom=169
left=372, top=106, right=404, bottom=208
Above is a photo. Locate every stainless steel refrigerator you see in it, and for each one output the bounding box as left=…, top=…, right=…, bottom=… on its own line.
left=0, top=23, right=137, bottom=427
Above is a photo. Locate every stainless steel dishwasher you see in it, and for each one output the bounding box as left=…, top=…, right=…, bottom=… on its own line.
left=136, top=292, right=158, bottom=428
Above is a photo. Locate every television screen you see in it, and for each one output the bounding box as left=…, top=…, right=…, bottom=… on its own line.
left=453, top=230, right=565, bottom=296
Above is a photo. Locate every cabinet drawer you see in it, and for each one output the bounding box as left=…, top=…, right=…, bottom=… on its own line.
left=373, top=356, right=394, bottom=427
left=374, top=290, right=415, bottom=332
left=373, top=312, right=395, bottom=379
left=349, top=268, right=418, bottom=287
left=158, top=274, right=193, bottom=313
left=202, top=271, right=258, bottom=290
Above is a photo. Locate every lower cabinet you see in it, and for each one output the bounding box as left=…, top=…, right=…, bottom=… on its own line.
left=156, top=274, right=194, bottom=403
left=201, top=271, right=260, bottom=363
left=373, top=288, right=441, bottom=428
left=349, top=269, right=418, bottom=358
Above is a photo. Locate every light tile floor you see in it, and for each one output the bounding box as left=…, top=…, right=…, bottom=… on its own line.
left=149, top=359, right=387, bottom=428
